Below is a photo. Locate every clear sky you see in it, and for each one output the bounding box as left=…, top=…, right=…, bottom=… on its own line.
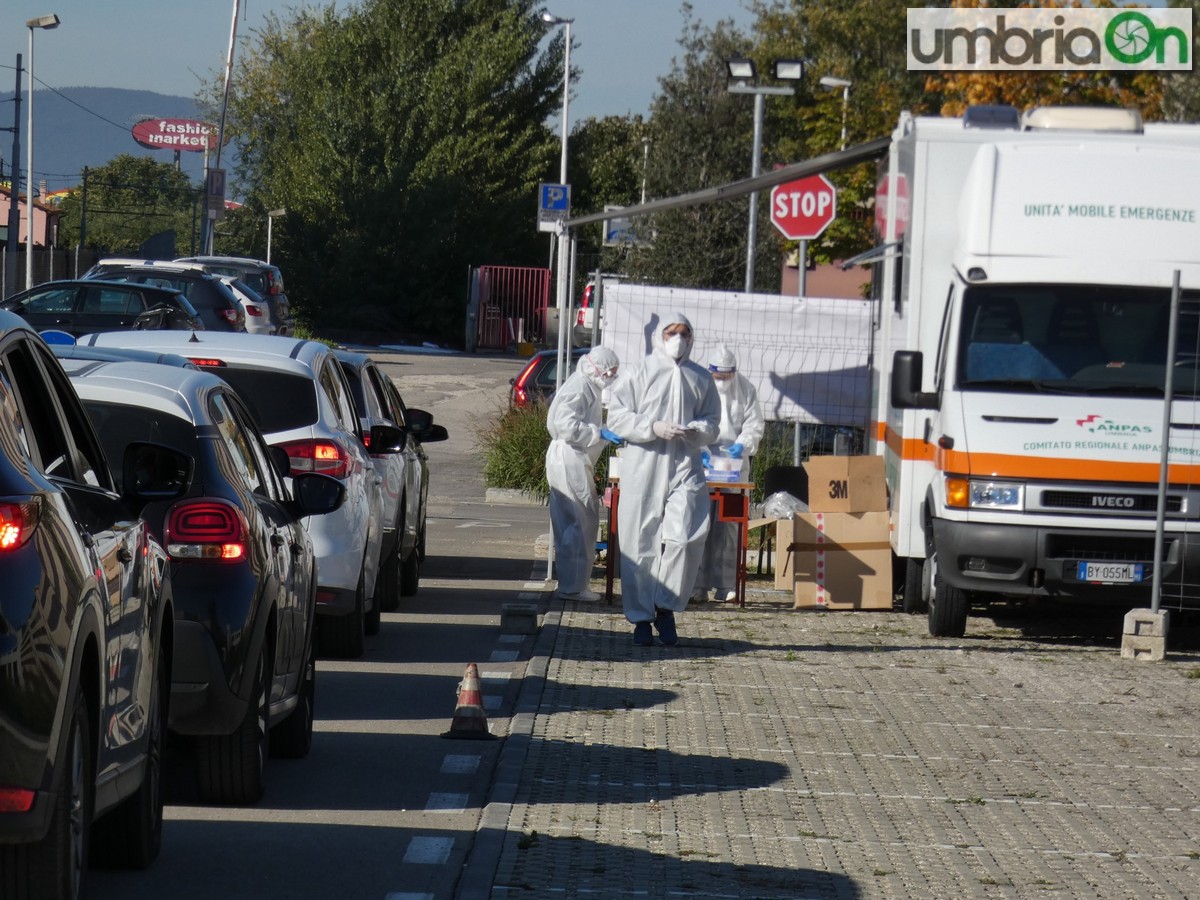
left=0, top=1, right=756, bottom=122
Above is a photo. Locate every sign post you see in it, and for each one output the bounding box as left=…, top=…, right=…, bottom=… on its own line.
left=769, top=174, right=838, bottom=298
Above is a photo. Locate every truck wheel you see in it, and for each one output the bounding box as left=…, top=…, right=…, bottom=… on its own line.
left=197, top=647, right=268, bottom=805
left=902, top=557, right=927, bottom=614
left=928, top=554, right=969, bottom=638
left=91, top=641, right=167, bottom=868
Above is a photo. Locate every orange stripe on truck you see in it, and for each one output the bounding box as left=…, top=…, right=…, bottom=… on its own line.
left=882, top=424, right=935, bottom=462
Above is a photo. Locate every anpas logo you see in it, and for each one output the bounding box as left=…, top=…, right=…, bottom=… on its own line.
left=908, top=8, right=1192, bottom=72
left=1075, top=414, right=1152, bottom=435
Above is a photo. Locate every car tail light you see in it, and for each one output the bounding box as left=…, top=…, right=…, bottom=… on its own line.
left=218, top=308, right=239, bottom=325
left=512, top=361, right=538, bottom=408
left=0, top=499, right=40, bottom=550
left=245, top=306, right=265, bottom=318
left=166, top=500, right=248, bottom=563
left=278, top=439, right=351, bottom=479
left=0, top=787, right=35, bottom=812
left=575, top=309, right=585, bottom=327
left=188, top=357, right=227, bottom=368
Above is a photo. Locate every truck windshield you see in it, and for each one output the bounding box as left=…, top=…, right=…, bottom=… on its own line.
left=957, top=284, right=1200, bottom=397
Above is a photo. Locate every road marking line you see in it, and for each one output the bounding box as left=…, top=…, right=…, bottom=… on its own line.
left=489, top=650, right=519, bottom=662
left=480, top=670, right=511, bottom=680
left=441, top=754, right=481, bottom=774
left=425, top=792, right=469, bottom=812
left=522, top=582, right=543, bottom=590
left=403, top=836, right=454, bottom=864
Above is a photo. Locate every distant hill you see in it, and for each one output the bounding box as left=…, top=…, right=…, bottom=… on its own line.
left=0, top=87, right=235, bottom=193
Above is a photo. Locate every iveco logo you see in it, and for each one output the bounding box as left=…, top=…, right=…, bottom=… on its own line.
left=1092, top=495, right=1136, bottom=508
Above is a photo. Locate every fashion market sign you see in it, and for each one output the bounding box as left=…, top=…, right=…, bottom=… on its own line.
left=907, top=8, right=1192, bottom=71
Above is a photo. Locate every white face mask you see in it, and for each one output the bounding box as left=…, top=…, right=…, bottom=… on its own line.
left=599, top=371, right=618, bottom=387
left=663, top=334, right=687, bottom=359
left=714, top=377, right=732, bottom=394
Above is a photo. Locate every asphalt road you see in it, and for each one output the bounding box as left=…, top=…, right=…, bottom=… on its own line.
left=88, top=345, right=543, bottom=900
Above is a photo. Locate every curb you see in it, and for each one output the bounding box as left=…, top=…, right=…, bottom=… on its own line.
left=455, top=599, right=561, bottom=900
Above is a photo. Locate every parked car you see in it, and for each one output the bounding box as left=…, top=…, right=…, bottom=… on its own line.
left=0, top=278, right=203, bottom=337
left=217, top=276, right=274, bottom=335
left=0, top=312, right=189, bottom=899
left=51, top=343, right=198, bottom=368
left=175, top=256, right=295, bottom=336
left=510, top=346, right=586, bottom=408
left=63, top=358, right=347, bottom=804
left=572, top=274, right=622, bottom=347
left=82, top=259, right=246, bottom=332
left=334, top=349, right=448, bottom=609
left=77, top=331, right=403, bottom=659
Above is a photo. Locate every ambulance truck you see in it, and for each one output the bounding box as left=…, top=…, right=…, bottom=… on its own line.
left=874, top=105, right=1200, bottom=637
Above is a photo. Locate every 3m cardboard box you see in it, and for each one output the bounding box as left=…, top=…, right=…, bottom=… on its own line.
left=790, top=511, right=893, bottom=610
left=774, top=516, right=798, bottom=590
left=804, top=455, right=887, bottom=513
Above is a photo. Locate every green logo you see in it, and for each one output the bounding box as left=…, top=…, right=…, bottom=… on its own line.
left=1106, top=11, right=1189, bottom=65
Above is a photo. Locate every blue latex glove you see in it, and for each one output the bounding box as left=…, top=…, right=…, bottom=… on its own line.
left=728, top=443, right=744, bottom=459
left=701, top=449, right=711, bottom=467
left=600, top=428, right=624, bottom=446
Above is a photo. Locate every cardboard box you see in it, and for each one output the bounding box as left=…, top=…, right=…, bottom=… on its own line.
left=790, top=511, right=893, bottom=610
left=804, top=455, right=887, bottom=513
left=774, top=516, right=798, bottom=590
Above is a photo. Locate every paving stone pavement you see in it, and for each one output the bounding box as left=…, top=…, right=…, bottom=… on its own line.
left=481, top=585, right=1200, bottom=900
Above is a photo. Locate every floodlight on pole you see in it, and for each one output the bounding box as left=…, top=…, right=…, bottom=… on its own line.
left=819, top=76, right=852, bottom=151
left=25, top=13, right=59, bottom=291
left=725, top=56, right=799, bottom=294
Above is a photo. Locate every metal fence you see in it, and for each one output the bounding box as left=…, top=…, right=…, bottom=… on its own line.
left=465, top=265, right=550, bottom=352
left=1, top=246, right=102, bottom=298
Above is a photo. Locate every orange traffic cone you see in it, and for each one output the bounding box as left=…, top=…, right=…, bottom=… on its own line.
left=441, top=663, right=496, bottom=740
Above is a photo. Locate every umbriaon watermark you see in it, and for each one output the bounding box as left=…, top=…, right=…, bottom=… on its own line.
left=907, top=8, right=1192, bottom=71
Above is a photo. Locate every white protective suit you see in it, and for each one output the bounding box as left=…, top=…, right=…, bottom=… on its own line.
left=607, top=313, right=721, bottom=623
left=545, top=347, right=620, bottom=594
left=699, top=346, right=766, bottom=597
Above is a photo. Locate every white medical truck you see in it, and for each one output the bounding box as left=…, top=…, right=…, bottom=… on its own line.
left=873, top=105, right=1200, bottom=637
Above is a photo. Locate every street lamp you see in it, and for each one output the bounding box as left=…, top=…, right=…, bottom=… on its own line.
left=819, top=76, right=852, bottom=151
left=25, top=13, right=59, bottom=290
left=726, top=57, right=802, bottom=294
left=266, top=208, right=286, bottom=264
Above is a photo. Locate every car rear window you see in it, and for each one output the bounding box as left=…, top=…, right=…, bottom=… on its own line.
left=82, top=400, right=198, bottom=489
left=209, top=368, right=319, bottom=433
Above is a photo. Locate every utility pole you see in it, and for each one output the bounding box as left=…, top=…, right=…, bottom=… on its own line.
left=4, top=55, right=21, bottom=298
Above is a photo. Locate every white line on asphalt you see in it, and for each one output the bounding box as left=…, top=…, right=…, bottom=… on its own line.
left=402, top=836, right=454, bottom=864
left=522, top=582, right=543, bottom=590
left=489, top=650, right=519, bottom=662
left=424, top=792, right=469, bottom=812
left=480, top=671, right=511, bottom=681
left=455, top=522, right=510, bottom=529
left=440, top=754, right=481, bottom=774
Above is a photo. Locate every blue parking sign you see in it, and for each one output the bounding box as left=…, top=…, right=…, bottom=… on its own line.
left=538, top=183, right=571, bottom=232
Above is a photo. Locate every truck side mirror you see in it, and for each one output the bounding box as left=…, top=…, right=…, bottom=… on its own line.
left=891, top=350, right=938, bottom=410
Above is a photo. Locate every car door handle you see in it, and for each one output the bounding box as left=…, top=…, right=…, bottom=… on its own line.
left=118, top=547, right=134, bottom=564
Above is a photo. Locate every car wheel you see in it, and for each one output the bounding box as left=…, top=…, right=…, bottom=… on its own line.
left=197, top=647, right=268, bottom=805
left=928, top=553, right=969, bottom=638
left=364, top=590, right=381, bottom=636
left=400, top=547, right=419, bottom=597
left=902, top=557, right=927, bottom=614
left=378, top=545, right=400, bottom=612
left=91, top=640, right=167, bottom=868
left=0, top=691, right=94, bottom=900
left=319, top=572, right=365, bottom=659
left=270, top=637, right=315, bottom=759
left=416, top=522, right=427, bottom=563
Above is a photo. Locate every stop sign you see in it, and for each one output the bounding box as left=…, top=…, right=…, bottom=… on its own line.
left=770, top=174, right=837, bottom=240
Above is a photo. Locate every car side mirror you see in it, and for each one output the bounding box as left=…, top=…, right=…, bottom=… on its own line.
left=891, top=350, right=938, bottom=410
left=132, top=306, right=168, bottom=330
left=122, top=441, right=192, bottom=503
left=289, top=473, right=345, bottom=516
left=369, top=423, right=406, bottom=453
left=406, top=408, right=448, bottom=443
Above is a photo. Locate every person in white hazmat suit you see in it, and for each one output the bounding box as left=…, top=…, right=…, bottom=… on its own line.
left=606, top=313, right=721, bottom=646
left=697, top=345, right=765, bottom=602
left=545, top=346, right=623, bottom=602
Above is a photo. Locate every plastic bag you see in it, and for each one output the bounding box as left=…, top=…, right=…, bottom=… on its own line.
left=762, top=490, right=809, bottom=519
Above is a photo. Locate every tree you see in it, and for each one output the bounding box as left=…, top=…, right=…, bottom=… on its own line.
left=55, top=155, right=202, bottom=256
left=1163, top=0, right=1200, bottom=121
left=212, top=0, right=565, bottom=342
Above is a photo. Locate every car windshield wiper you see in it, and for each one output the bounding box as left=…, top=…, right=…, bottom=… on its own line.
left=961, top=378, right=1058, bottom=392
left=1067, top=382, right=1166, bottom=396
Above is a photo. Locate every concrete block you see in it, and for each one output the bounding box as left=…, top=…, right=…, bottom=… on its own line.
left=1123, top=608, right=1169, bottom=638
left=501, top=603, right=539, bottom=635
left=1120, top=633, right=1166, bottom=662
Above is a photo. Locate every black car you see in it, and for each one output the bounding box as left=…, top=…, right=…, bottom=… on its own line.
left=0, top=279, right=203, bottom=337
left=0, top=312, right=189, bottom=899
left=510, top=346, right=586, bottom=407
left=82, top=261, right=246, bottom=332
left=334, top=350, right=448, bottom=612
left=63, top=358, right=346, bottom=805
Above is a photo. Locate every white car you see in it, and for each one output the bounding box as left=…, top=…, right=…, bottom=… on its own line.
left=77, top=330, right=402, bottom=659
left=217, top=275, right=274, bottom=335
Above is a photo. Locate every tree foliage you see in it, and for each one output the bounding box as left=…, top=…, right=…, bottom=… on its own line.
left=55, top=155, right=202, bottom=256
left=218, top=0, right=564, bottom=340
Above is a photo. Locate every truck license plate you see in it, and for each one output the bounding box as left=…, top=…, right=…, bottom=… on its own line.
left=1076, top=562, right=1144, bottom=584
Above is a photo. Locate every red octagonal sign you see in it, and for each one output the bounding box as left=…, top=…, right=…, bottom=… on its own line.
left=770, top=174, right=837, bottom=241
